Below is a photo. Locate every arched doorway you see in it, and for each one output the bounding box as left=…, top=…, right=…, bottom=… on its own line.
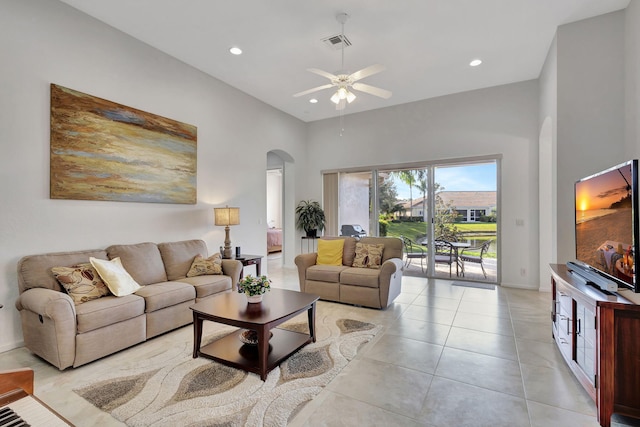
left=266, top=150, right=295, bottom=268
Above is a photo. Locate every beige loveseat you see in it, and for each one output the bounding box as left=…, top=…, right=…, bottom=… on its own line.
left=294, top=236, right=403, bottom=309
left=15, top=239, right=242, bottom=370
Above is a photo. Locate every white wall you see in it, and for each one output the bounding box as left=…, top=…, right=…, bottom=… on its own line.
left=538, top=36, right=558, bottom=291
left=307, top=81, right=540, bottom=289
left=0, top=0, right=307, bottom=351
left=626, top=0, right=640, bottom=159
left=556, top=11, right=626, bottom=264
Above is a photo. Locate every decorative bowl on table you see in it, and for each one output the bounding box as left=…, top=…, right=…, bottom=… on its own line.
left=239, top=329, right=273, bottom=345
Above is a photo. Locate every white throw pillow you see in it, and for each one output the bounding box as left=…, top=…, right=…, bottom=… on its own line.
left=89, top=257, right=141, bottom=297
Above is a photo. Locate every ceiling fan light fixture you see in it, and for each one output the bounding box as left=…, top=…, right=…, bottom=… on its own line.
left=293, top=11, right=391, bottom=114
left=346, top=90, right=356, bottom=103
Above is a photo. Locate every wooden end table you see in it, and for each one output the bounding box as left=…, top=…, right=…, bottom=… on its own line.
left=191, top=289, right=319, bottom=381
left=232, top=254, right=262, bottom=278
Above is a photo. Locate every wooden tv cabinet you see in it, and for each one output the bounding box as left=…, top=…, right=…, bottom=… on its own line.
left=550, top=264, right=640, bottom=427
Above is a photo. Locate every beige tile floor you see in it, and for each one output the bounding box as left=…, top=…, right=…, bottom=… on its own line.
left=0, top=254, right=637, bottom=426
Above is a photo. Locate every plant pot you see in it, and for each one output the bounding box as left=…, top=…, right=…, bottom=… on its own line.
left=246, top=294, right=263, bottom=303
left=306, top=229, right=317, bottom=238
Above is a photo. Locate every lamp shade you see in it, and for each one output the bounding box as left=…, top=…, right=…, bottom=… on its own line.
left=214, top=206, right=240, bottom=226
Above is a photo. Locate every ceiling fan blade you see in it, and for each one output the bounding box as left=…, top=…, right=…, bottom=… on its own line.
left=293, top=84, right=334, bottom=97
left=349, top=64, right=386, bottom=82
left=352, top=82, right=392, bottom=99
left=307, top=68, right=338, bottom=81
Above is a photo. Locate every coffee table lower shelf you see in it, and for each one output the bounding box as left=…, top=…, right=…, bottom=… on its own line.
left=197, top=328, right=311, bottom=377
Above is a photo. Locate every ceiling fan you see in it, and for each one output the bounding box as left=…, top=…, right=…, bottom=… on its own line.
left=293, top=12, right=392, bottom=110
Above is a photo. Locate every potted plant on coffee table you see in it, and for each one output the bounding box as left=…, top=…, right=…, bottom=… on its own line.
left=238, top=275, right=271, bottom=303
left=295, top=200, right=325, bottom=237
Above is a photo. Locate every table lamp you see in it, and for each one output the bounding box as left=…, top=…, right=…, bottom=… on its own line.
left=214, top=206, right=240, bottom=259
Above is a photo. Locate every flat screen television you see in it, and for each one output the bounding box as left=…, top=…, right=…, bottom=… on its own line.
left=573, top=159, right=639, bottom=293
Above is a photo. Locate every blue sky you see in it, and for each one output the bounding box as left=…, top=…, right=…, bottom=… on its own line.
left=392, top=162, right=496, bottom=200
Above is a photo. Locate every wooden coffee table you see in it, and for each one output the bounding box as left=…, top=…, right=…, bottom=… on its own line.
left=190, top=289, right=319, bottom=381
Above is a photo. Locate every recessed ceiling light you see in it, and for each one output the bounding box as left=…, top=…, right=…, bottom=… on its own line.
left=309, top=98, right=318, bottom=104
left=469, top=59, right=482, bottom=67
left=229, top=47, right=242, bottom=55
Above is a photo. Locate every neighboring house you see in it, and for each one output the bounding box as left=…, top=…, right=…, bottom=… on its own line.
left=397, top=191, right=496, bottom=222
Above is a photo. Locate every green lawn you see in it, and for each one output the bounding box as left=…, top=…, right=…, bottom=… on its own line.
left=455, top=223, right=497, bottom=232
left=386, top=221, right=496, bottom=241
left=386, top=221, right=497, bottom=258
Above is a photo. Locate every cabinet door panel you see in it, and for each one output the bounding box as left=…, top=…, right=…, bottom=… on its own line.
left=575, top=301, right=596, bottom=385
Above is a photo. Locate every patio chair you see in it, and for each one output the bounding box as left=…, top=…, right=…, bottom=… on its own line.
left=460, top=240, right=493, bottom=278
left=401, top=235, right=427, bottom=273
left=434, top=239, right=457, bottom=277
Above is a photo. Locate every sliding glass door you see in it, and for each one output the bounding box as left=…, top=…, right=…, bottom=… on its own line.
left=325, top=158, right=499, bottom=283
left=337, top=171, right=373, bottom=237
left=432, top=162, right=498, bottom=282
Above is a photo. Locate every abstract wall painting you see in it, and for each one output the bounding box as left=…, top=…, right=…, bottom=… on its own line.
left=50, top=84, right=197, bottom=204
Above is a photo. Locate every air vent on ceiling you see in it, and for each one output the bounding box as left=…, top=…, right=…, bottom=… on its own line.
left=322, top=34, right=352, bottom=50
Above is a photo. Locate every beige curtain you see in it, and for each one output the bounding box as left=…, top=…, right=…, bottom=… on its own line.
left=323, top=173, right=339, bottom=236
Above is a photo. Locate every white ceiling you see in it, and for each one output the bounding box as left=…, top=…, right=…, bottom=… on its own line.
left=59, top=0, right=629, bottom=123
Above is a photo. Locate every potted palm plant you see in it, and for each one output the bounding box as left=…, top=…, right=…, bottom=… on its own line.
left=295, top=200, right=325, bottom=237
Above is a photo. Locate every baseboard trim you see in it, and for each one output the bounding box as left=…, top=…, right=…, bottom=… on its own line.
left=0, top=340, right=24, bottom=354
left=500, top=282, right=538, bottom=290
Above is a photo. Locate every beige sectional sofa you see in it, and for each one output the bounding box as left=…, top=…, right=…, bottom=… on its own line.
left=294, top=236, right=403, bottom=309
left=15, top=239, right=242, bottom=370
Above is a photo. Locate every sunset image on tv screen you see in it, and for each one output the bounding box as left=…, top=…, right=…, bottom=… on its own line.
left=575, top=163, right=633, bottom=284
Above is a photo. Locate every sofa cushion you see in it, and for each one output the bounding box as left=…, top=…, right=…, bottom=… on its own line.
left=18, top=249, right=108, bottom=293
left=352, top=243, right=385, bottom=269
left=51, top=263, right=111, bottom=305
left=307, top=265, right=349, bottom=283
left=90, top=257, right=142, bottom=297
left=340, top=267, right=381, bottom=288
left=176, top=275, right=232, bottom=299
left=134, top=281, right=196, bottom=313
left=75, top=294, right=145, bottom=334
left=342, top=237, right=357, bottom=266
left=187, top=253, right=222, bottom=276
left=107, top=242, right=168, bottom=286
left=158, top=239, right=209, bottom=281
left=317, top=239, right=344, bottom=266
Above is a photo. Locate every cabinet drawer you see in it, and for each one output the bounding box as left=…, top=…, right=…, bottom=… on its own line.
left=556, top=305, right=572, bottom=360
left=556, top=327, right=572, bottom=361
left=557, top=287, right=572, bottom=313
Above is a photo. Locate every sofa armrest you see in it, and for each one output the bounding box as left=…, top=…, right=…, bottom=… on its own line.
left=15, top=288, right=77, bottom=370
left=221, top=259, right=243, bottom=291
left=378, top=258, right=403, bottom=307
left=16, top=287, right=76, bottom=319
left=294, top=253, right=318, bottom=292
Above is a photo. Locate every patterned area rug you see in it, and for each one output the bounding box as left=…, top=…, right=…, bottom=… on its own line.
left=74, top=316, right=381, bottom=427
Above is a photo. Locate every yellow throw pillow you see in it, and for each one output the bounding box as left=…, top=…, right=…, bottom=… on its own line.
left=89, top=257, right=142, bottom=297
left=187, top=253, right=223, bottom=277
left=353, top=243, right=385, bottom=269
left=317, top=239, right=345, bottom=266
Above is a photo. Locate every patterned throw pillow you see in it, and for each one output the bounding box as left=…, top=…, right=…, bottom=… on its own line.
left=187, top=253, right=223, bottom=277
left=352, top=243, right=385, bottom=269
left=52, top=263, right=111, bottom=305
